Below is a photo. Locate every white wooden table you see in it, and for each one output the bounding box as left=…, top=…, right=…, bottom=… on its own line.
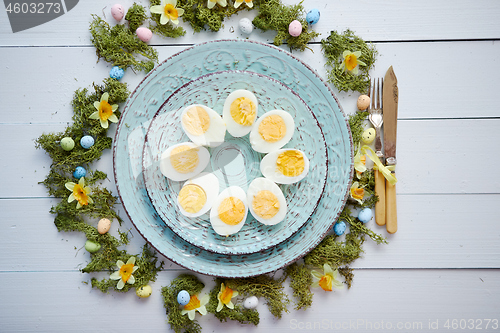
left=1, top=0, right=500, bottom=332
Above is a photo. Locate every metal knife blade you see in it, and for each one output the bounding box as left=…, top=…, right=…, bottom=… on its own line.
left=383, top=66, right=398, bottom=165
left=383, top=66, right=398, bottom=234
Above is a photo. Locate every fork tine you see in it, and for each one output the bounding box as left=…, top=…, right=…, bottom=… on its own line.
left=376, top=78, right=381, bottom=109
left=370, top=79, right=375, bottom=110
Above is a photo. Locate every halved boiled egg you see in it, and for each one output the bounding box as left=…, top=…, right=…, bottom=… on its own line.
left=223, top=89, right=258, bottom=137
left=210, top=186, right=248, bottom=236
left=260, top=148, right=310, bottom=184
left=181, top=104, right=226, bottom=147
left=177, top=172, right=220, bottom=218
left=159, top=142, right=210, bottom=181
left=247, top=177, right=287, bottom=226
left=249, top=110, right=295, bottom=153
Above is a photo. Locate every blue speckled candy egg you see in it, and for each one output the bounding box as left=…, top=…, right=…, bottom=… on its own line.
left=80, top=135, right=94, bottom=149
left=177, top=290, right=190, bottom=306
left=60, top=137, right=75, bottom=151
left=73, top=166, right=87, bottom=179
left=358, top=208, right=373, bottom=223
left=109, top=66, right=125, bottom=80
left=306, top=8, right=320, bottom=25
left=333, top=220, right=347, bottom=235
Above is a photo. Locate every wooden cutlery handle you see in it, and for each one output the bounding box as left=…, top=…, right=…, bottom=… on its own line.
left=385, top=177, right=397, bottom=233
left=374, top=169, right=386, bottom=226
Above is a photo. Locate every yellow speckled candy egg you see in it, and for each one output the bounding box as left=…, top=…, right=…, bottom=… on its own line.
left=362, top=128, right=376, bottom=144
left=357, top=95, right=370, bottom=111
left=97, top=218, right=111, bottom=234
left=136, top=285, right=153, bottom=298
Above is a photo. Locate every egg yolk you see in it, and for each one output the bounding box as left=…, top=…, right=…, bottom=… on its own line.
left=170, top=145, right=199, bottom=173
left=230, top=97, right=256, bottom=126
left=258, top=115, right=286, bottom=143
left=218, top=196, right=246, bottom=225
left=252, top=190, right=280, bottom=219
left=178, top=184, right=207, bottom=213
left=276, top=150, right=305, bottom=177
left=182, top=106, right=210, bottom=136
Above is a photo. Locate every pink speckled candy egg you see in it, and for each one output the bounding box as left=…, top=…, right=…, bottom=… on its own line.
left=111, top=4, right=125, bottom=21
left=136, top=27, right=153, bottom=43
left=97, top=218, right=111, bottom=234
left=288, top=20, right=302, bottom=37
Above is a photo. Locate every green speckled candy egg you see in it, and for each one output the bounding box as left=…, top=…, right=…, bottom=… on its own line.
left=136, top=285, right=153, bottom=298
left=84, top=240, right=101, bottom=253
left=362, top=128, right=376, bottom=144
left=60, top=137, right=75, bottom=151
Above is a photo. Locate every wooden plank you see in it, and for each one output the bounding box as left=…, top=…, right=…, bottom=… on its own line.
left=1, top=194, right=499, bottom=271
left=0, top=269, right=498, bottom=332
left=1, top=0, right=499, bottom=46
left=2, top=40, right=500, bottom=126
left=2, top=118, right=498, bottom=198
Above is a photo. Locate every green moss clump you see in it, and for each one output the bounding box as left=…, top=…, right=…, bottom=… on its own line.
left=253, top=0, right=319, bottom=52
left=148, top=0, right=186, bottom=38
left=284, top=262, right=313, bottom=310
left=206, top=278, right=260, bottom=325
left=304, top=233, right=363, bottom=269
left=90, top=15, right=158, bottom=72
left=338, top=267, right=354, bottom=289
left=321, top=29, right=377, bottom=93
left=224, top=274, right=289, bottom=319
left=125, top=3, right=148, bottom=32
left=349, top=111, right=369, bottom=148
left=161, top=274, right=205, bottom=333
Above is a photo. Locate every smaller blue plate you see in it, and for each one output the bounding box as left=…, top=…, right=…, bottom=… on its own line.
left=143, top=70, right=327, bottom=255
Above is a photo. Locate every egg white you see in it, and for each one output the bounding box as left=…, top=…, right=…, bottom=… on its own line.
left=249, top=110, right=295, bottom=153
left=159, top=142, right=210, bottom=182
left=180, top=104, right=226, bottom=147
left=177, top=172, right=220, bottom=218
left=223, top=89, right=259, bottom=137
left=260, top=148, right=310, bottom=184
left=210, top=186, right=248, bottom=236
left=247, top=177, right=287, bottom=225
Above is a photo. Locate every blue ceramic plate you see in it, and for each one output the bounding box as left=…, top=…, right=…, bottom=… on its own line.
left=142, top=70, right=327, bottom=255
left=113, top=40, right=353, bottom=278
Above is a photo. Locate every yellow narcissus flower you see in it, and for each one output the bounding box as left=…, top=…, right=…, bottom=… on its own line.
left=354, top=145, right=367, bottom=179
left=181, top=294, right=209, bottom=320
left=234, top=0, right=253, bottom=8
left=340, top=50, right=366, bottom=75
left=349, top=181, right=365, bottom=204
left=65, top=177, right=93, bottom=209
left=216, top=283, right=238, bottom=312
left=109, top=257, right=139, bottom=290
left=207, top=0, right=227, bottom=9
left=150, top=0, right=184, bottom=25
left=311, top=263, right=343, bottom=291
left=90, top=92, right=119, bottom=129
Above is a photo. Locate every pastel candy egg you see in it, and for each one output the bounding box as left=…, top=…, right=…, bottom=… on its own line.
left=333, top=220, right=347, bottom=236
left=239, top=18, right=253, bottom=34
left=85, top=240, right=101, bottom=253
left=136, top=27, right=153, bottom=43
left=111, top=4, right=125, bottom=21
left=60, top=137, right=75, bottom=151
left=177, top=290, right=190, bottom=305
left=358, top=208, right=373, bottom=223
left=288, top=20, right=302, bottom=37
left=73, top=166, right=87, bottom=179
left=80, top=135, right=94, bottom=149
left=98, top=218, right=111, bottom=234
left=109, top=66, right=125, bottom=80
left=362, top=128, right=376, bottom=144
left=306, top=8, right=320, bottom=25
left=357, top=95, right=370, bottom=110
left=243, top=296, right=258, bottom=309
left=136, top=285, right=153, bottom=298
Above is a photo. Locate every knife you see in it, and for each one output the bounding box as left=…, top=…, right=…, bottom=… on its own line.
left=383, top=66, right=398, bottom=234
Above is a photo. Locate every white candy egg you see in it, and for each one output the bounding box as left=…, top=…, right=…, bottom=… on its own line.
left=223, top=89, right=259, bottom=137
left=177, top=172, right=220, bottom=218
left=243, top=296, right=259, bottom=309
left=159, top=142, right=210, bottom=181
left=260, top=149, right=310, bottom=184
left=210, top=186, right=248, bottom=236
left=180, top=104, right=226, bottom=147
left=249, top=110, right=295, bottom=153
left=247, top=177, right=287, bottom=225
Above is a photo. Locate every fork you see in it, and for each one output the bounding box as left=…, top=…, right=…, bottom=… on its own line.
left=367, top=78, right=386, bottom=226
